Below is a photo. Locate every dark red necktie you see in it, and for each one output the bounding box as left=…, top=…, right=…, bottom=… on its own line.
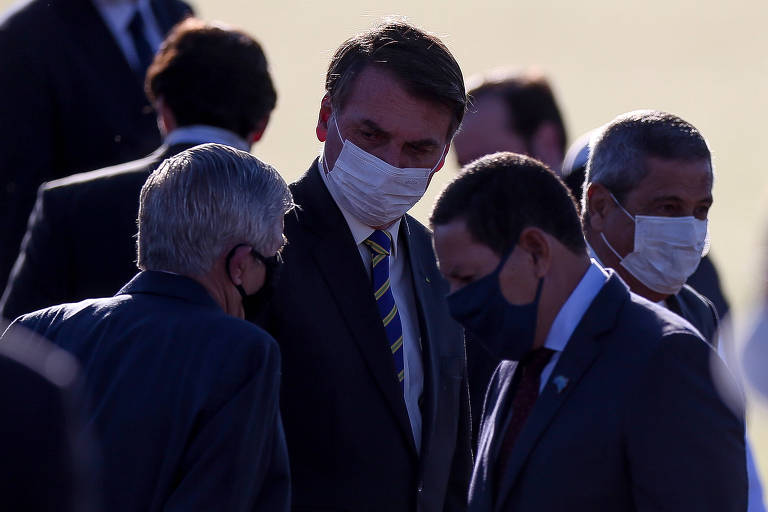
left=495, top=348, right=555, bottom=485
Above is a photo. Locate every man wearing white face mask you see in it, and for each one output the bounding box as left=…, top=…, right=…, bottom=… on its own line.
left=582, top=110, right=720, bottom=345
left=252, top=19, right=472, bottom=512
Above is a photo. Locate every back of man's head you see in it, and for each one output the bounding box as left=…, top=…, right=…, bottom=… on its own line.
left=583, top=109, right=712, bottom=209
left=325, top=18, right=466, bottom=137
left=431, top=152, right=585, bottom=255
left=137, top=143, right=292, bottom=276
left=145, top=18, right=277, bottom=140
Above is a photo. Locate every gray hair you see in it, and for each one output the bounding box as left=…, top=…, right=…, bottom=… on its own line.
left=582, top=109, right=712, bottom=212
left=137, top=143, right=293, bottom=275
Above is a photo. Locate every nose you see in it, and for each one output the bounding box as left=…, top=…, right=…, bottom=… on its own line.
left=372, top=143, right=404, bottom=169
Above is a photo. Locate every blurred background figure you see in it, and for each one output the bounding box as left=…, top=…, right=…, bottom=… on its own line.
left=563, top=128, right=731, bottom=319
left=0, top=321, right=95, bottom=512
left=0, top=0, right=193, bottom=292
left=453, top=67, right=567, bottom=173
left=3, top=144, right=293, bottom=512
left=1, top=17, right=276, bottom=320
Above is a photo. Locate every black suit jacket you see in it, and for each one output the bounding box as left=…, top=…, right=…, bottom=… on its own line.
left=8, top=271, right=290, bottom=512
left=0, top=0, right=191, bottom=290
left=1, top=144, right=194, bottom=320
left=256, top=161, right=472, bottom=512
left=469, top=273, right=747, bottom=512
left=0, top=323, right=94, bottom=512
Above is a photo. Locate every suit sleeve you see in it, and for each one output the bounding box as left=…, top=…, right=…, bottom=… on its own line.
left=1, top=185, right=69, bottom=319
left=624, top=332, right=747, bottom=511
left=443, top=350, right=473, bottom=512
left=163, top=340, right=290, bottom=512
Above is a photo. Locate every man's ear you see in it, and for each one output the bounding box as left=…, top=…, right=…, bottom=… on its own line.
left=247, top=115, right=270, bottom=144
left=226, top=245, right=253, bottom=286
left=155, top=96, right=176, bottom=135
left=517, top=227, right=551, bottom=278
left=585, top=183, right=611, bottom=232
left=316, top=94, right=333, bottom=142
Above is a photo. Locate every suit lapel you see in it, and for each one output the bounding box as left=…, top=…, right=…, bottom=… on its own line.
left=293, top=163, right=417, bottom=453
left=400, top=217, right=437, bottom=452
left=494, top=275, right=629, bottom=511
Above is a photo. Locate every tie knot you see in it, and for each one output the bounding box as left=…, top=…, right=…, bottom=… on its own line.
left=128, top=9, right=145, bottom=36
left=364, top=230, right=392, bottom=256
left=521, top=347, right=555, bottom=374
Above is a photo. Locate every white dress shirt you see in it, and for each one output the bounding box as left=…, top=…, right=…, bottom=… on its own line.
left=93, top=0, right=164, bottom=72
left=539, top=260, right=609, bottom=391
left=319, top=159, right=424, bottom=451
left=164, top=125, right=251, bottom=152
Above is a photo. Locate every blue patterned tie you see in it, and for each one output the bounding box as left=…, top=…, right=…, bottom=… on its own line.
left=364, top=230, right=405, bottom=391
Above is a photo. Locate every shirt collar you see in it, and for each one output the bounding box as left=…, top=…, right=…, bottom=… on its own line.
left=164, top=125, right=251, bottom=152
left=586, top=241, right=604, bottom=266
left=93, top=0, right=149, bottom=33
left=317, top=159, right=402, bottom=258
left=542, top=259, right=610, bottom=353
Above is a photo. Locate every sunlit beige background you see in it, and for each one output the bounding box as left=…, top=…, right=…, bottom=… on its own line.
left=3, top=0, right=767, bottom=485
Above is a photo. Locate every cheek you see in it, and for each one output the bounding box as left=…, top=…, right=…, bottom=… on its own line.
left=605, top=215, right=636, bottom=253
left=498, top=264, right=538, bottom=305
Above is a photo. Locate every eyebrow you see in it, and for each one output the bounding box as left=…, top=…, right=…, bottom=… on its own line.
left=651, top=194, right=713, bottom=205
left=358, top=119, right=440, bottom=148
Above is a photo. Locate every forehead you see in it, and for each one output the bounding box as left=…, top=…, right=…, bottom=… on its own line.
left=338, top=66, right=453, bottom=143
left=433, top=219, right=499, bottom=273
left=628, top=156, right=712, bottom=204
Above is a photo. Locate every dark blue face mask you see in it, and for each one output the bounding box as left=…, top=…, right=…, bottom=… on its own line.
left=447, top=249, right=543, bottom=361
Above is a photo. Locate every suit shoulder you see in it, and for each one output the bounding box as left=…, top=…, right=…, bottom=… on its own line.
left=45, top=155, right=160, bottom=192
left=0, top=0, right=54, bottom=34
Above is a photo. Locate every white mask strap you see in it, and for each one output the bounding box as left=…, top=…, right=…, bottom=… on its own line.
left=600, top=232, right=625, bottom=261
left=609, top=192, right=635, bottom=223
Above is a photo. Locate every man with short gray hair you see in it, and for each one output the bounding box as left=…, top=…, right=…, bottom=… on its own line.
left=4, top=143, right=293, bottom=512
left=582, top=110, right=720, bottom=344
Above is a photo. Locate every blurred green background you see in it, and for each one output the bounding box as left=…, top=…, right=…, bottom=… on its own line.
left=3, top=0, right=766, bottom=484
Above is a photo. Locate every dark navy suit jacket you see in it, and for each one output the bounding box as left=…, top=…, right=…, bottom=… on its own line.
left=1, top=144, right=194, bottom=320
left=0, top=0, right=191, bottom=290
left=10, top=271, right=290, bottom=512
left=469, top=273, right=747, bottom=512
left=255, top=161, right=472, bottom=512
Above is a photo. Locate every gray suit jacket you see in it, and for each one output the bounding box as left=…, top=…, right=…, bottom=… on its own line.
left=470, top=273, right=747, bottom=512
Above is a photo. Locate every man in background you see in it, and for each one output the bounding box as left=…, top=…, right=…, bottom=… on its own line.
left=582, top=110, right=719, bottom=344
left=431, top=152, right=746, bottom=511
left=1, top=17, right=276, bottom=319
left=453, top=68, right=567, bottom=173
left=0, top=0, right=192, bottom=291
left=563, top=127, right=730, bottom=318
left=257, top=19, right=472, bottom=511
left=4, top=144, right=293, bottom=512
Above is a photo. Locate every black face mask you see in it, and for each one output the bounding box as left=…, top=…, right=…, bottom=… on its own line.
left=226, top=244, right=284, bottom=314
left=447, top=248, right=543, bottom=362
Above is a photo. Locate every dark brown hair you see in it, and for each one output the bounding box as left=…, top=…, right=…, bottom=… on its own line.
left=431, top=152, right=585, bottom=254
left=325, top=19, right=466, bottom=136
left=146, top=18, right=277, bottom=139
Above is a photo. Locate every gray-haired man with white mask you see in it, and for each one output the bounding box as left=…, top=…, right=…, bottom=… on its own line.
left=4, top=144, right=293, bottom=512
left=581, top=110, right=719, bottom=345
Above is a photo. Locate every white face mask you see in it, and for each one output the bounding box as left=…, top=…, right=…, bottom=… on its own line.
left=600, top=193, right=709, bottom=296
left=322, top=116, right=445, bottom=227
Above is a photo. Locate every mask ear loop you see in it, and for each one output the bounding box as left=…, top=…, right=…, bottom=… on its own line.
left=321, top=114, right=346, bottom=175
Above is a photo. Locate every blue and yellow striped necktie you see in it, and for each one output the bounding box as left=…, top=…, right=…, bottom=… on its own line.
left=364, top=230, right=405, bottom=391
